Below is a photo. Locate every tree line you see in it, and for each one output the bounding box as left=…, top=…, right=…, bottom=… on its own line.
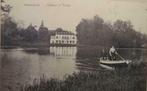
left=1, top=0, right=55, bottom=48
left=76, top=15, right=147, bottom=48
left=1, top=16, right=52, bottom=48
left=1, top=0, right=147, bottom=48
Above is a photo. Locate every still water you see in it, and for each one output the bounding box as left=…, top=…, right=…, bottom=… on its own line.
left=1, top=47, right=147, bottom=91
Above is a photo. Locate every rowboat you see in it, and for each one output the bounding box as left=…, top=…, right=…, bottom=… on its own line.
left=99, top=57, right=132, bottom=68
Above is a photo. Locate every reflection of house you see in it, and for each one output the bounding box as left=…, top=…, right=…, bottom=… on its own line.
left=50, top=28, right=77, bottom=46
left=50, top=47, right=77, bottom=56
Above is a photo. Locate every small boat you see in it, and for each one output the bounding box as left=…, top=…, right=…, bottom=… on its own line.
left=99, top=57, right=132, bottom=68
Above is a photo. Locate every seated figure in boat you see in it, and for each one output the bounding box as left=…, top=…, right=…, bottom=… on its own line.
left=109, top=46, right=117, bottom=60
left=101, top=49, right=108, bottom=60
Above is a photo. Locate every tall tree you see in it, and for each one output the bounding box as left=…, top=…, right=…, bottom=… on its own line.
left=76, top=16, right=146, bottom=48
left=1, top=0, right=19, bottom=47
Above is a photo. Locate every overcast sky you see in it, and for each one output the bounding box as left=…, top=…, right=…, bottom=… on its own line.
left=5, top=0, right=147, bottom=34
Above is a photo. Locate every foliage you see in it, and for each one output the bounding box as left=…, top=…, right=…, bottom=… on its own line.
left=21, top=63, right=146, bottom=91
left=76, top=15, right=147, bottom=48
left=1, top=1, right=147, bottom=48
left=38, top=24, right=49, bottom=41
left=1, top=12, right=19, bottom=47
left=1, top=0, right=50, bottom=48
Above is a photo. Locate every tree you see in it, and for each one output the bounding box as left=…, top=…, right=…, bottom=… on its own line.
left=23, top=24, right=38, bottom=42
left=76, top=16, right=146, bottom=48
left=1, top=0, right=19, bottom=47
left=38, top=21, right=49, bottom=42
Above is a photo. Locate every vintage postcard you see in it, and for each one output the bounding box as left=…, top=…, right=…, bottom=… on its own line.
left=1, top=0, right=147, bottom=91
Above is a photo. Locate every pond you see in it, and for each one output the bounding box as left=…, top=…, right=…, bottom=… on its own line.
left=1, top=46, right=147, bottom=91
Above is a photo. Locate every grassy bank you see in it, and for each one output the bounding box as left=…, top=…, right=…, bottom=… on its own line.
left=21, top=63, right=146, bottom=91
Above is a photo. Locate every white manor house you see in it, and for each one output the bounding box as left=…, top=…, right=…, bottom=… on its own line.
left=50, top=28, right=77, bottom=46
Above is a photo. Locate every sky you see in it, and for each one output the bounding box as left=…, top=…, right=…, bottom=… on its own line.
left=5, top=0, right=147, bottom=34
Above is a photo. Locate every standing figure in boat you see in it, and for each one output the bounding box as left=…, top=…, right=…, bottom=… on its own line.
left=109, top=46, right=117, bottom=60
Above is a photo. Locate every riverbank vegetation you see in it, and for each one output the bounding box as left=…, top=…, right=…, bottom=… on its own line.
left=76, top=16, right=147, bottom=48
left=21, top=62, right=146, bottom=91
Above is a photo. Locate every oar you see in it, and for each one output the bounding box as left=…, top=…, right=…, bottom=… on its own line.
left=116, top=53, right=125, bottom=61
left=117, top=53, right=133, bottom=64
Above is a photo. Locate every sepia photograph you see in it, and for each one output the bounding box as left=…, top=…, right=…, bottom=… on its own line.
left=1, top=0, right=147, bottom=91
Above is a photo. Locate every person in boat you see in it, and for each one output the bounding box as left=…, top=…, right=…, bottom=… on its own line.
left=109, top=46, right=118, bottom=60
left=101, top=49, right=107, bottom=60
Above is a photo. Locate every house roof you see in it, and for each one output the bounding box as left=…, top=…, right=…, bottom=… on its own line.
left=56, top=30, right=75, bottom=35
left=50, top=28, right=76, bottom=35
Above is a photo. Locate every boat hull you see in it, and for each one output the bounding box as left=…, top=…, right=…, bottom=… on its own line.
left=99, top=58, right=131, bottom=68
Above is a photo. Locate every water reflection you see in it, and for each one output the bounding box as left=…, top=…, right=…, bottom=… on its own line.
left=1, top=47, right=77, bottom=91
left=1, top=47, right=147, bottom=91
left=23, top=48, right=50, bottom=55
left=50, top=47, right=77, bottom=57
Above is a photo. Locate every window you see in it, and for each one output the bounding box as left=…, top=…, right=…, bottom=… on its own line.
left=62, top=40, right=64, bottom=43
left=73, top=36, right=75, bottom=39
left=56, top=40, right=58, bottom=43
left=56, top=36, right=58, bottom=39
